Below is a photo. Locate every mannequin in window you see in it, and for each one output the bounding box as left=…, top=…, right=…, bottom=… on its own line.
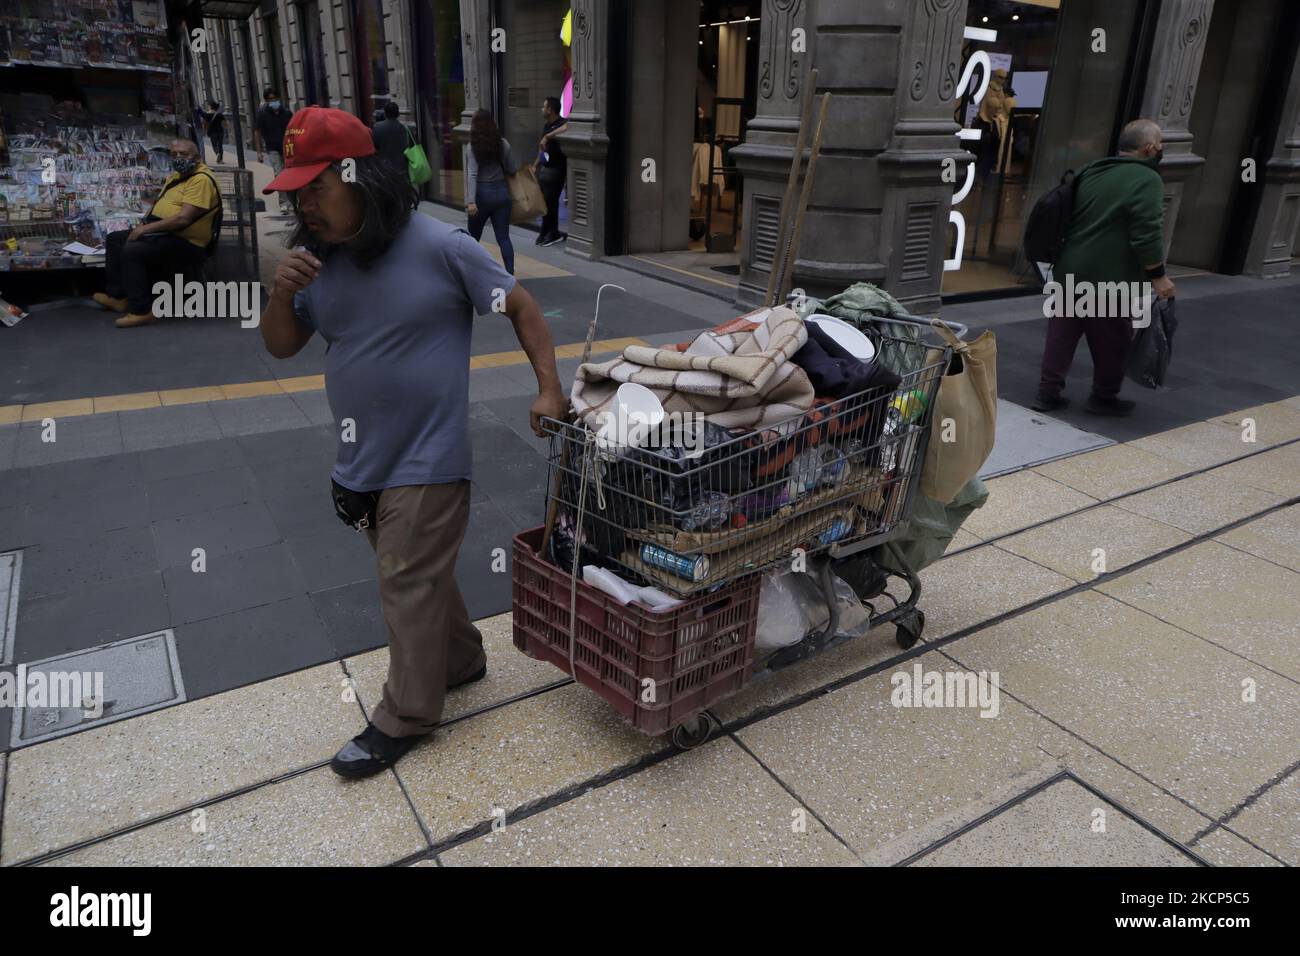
left=978, top=69, right=1017, bottom=174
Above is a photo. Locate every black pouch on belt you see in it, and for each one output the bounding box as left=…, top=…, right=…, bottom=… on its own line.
left=331, top=478, right=380, bottom=532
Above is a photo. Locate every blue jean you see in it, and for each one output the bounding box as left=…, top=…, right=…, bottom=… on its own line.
left=467, top=178, right=515, bottom=275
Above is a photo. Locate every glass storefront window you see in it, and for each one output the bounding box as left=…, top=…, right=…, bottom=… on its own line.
left=351, top=0, right=390, bottom=121
left=262, top=10, right=287, bottom=100
left=496, top=0, right=569, bottom=171
left=944, top=0, right=1145, bottom=296
left=413, top=0, right=466, bottom=206
left=297, top=0, right=331, bottom=107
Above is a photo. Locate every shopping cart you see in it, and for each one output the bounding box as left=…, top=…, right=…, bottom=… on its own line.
left=512, top=314, right=965, bottom=748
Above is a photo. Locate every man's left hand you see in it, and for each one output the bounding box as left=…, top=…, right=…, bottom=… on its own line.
left=530, top=388, right=569, bottom=437
left=127, top=225, right=148, bottom=241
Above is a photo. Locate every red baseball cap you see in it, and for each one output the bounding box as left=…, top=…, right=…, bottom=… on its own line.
left=262, top=106, right=377, bottom=194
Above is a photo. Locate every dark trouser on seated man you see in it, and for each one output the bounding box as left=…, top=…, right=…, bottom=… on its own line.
left=99, top=229, right=204, bottom=320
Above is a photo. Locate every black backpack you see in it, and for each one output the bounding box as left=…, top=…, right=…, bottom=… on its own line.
left=1023, top=163, right=1092, bottom=268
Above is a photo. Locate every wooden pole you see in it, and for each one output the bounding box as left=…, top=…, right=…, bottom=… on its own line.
left=777, top=91, right=832, bottom=307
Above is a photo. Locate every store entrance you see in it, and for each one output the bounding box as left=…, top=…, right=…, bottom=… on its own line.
left=616, top=0, right=759, bottom=295
left=943, top=0, right=1149, bottom=297
left=692, top=1, right=759, bottom=257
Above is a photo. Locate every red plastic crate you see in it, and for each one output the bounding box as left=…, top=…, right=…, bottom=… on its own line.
left=511, top=527, right=759, bottom=736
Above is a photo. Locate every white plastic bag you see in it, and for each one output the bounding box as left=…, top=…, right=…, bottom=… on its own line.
left=755, top=570, right=817, bottom=651
left=755, top=566, right=871, bottom=652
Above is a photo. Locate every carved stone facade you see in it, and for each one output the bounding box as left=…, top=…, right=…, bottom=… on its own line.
left=558, top=0, right=613, bottom=260
left=212, top=0, right=1296, bottom=291
left=1140, top=0, right=1216, bottom=252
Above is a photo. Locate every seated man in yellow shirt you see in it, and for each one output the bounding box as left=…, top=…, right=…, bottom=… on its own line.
left=93, top=139, right=221, bottom=328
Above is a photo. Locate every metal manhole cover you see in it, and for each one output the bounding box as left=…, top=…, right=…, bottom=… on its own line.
left=1, top=550, right=19, bottom=666
left=9, top=629, right=187, bottom=748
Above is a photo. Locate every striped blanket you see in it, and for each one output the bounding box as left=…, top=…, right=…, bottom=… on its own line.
left=571, top=307, right=815, bottom=431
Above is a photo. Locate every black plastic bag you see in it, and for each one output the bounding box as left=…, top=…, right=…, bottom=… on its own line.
left=1126, top=296, right=1178, bottom=389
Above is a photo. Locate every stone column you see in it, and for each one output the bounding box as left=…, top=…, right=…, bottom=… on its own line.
left=456, top=0, right=494, bottom=132
left=1243, top=41, right=1300, bottom=278
left=453, top=0, right=495, bottom=203
left=878, top=0, right=971, bottom=314
left=560, top=0, right=612, bottom=261
left=623, top=0, right=696, bottom=254
left=382, top=0, right=412, bottom=119
left=731, top=0, right=969, bottom=311
left=730, top=0, right=814, bottom=307
left=1139, top=0, right=1216, bottom=253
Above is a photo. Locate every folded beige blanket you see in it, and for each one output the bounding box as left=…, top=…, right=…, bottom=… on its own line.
left=571, top=307, right=815, bottom=431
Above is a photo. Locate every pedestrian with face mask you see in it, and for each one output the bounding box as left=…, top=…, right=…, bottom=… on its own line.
left=259, top=107, right=566, bottom=777
left=92, top=139, right=221, bottom=328
left=255, top=88, right=294, bottom=216
left=1032, top=119, right=1175, bottom=417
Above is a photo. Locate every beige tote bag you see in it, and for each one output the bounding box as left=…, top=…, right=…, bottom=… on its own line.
left=507, top=166, right=547, bottom=224
left=920, top=322, right=998, bottom=504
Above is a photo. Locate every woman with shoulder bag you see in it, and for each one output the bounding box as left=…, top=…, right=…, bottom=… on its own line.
left=465, top=109, right=516, bottom=275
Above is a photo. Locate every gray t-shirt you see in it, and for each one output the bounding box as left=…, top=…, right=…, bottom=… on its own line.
left=292, top=214, right=517, bottom=492
left=466, top=138, right=516, bottom=204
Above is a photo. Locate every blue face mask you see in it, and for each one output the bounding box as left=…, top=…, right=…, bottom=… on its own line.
left=268, top=100, right=282, bottom=110
left=171, top=156, right=198, bottom=176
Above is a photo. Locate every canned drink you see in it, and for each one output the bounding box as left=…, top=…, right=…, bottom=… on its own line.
left=640, top=544, right=710, bottom=582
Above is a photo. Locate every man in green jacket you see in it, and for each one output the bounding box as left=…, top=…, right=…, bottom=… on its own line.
left=1033, top=119, right=1176, bottom=416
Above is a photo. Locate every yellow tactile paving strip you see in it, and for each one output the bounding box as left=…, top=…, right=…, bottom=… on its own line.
left=2, top=400, right=1297, bottom=866
left=0, top=337, right=646, bottom=425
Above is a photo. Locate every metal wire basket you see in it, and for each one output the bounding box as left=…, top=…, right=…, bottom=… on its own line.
left=541, top=320, right=955, bottom=597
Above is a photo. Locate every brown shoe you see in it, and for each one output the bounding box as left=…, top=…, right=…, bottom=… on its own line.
left=115, top=311, right=159, bottom=328
left=93, top=293, right=128, bottom=313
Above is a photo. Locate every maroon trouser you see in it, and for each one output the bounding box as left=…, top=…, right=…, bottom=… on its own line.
left=1038, top=313, right=1135, bottom=400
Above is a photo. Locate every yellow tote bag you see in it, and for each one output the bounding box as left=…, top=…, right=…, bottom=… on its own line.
left=919, top=323, right=998, bottom=504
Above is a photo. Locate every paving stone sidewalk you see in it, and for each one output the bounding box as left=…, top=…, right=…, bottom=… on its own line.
left=0, top=397, right=1295, bottom=866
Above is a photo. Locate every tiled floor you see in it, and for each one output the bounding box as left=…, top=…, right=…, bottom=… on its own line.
left=2, top=401, right=1297, bottom=864
left=909, top=776, right=1199, bottom=867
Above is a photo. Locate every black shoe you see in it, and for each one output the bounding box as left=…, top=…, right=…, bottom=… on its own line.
left=1084, top=395, right=1136, bottom=417
left=330, top=722, right=425, bottom=778
left=1030, top=393, right=1070, bottom=413
left=449, top=663, right=487, bottom=690
left=534, top=232, right=546, bottom=245
left=539, top=232, right=564, bottom=247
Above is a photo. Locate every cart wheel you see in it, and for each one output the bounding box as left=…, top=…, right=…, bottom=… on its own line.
left=671, top=714, right=714, bottom=751
left=895, top=609, right=925, bottom=649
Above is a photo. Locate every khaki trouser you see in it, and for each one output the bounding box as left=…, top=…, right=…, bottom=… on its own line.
left=364, top=481, right=486, bottom=738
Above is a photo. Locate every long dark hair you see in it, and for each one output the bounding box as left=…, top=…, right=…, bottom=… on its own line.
left=469, top=109, right=502, bottom=166
left=287, top=154, right=418, bottom=269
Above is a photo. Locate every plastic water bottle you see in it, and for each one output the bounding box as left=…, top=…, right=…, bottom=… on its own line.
left=681, top=491, right=731, bottom=532
left=789, top=447, right=851, bottom=498
left=880, top=408, right=903, bottom=473
left=816, top=518, right=852, bottom=546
